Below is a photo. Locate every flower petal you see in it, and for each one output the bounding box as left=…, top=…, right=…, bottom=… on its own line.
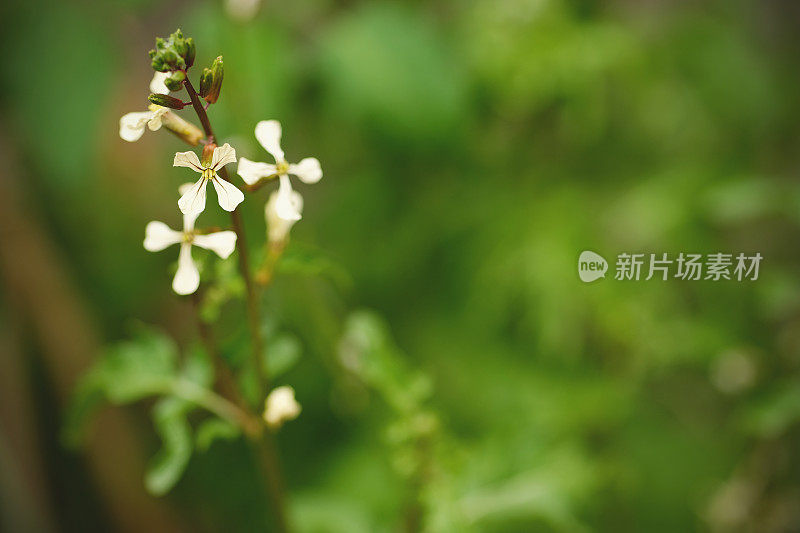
left=143, top=221, right=182, bottom=251
left=211, top=175, right=245, bottom=212
left=173, top=151, right=203, bottom=172
left=183, top=211, right=200, bottom=233
left=254, top=120, right=284, bottom=162
left=266, top=189, right=302, bottom=243
left=275, top=174, right=302, bottom=221
left=289, top=157, right=322, bottom=184
left=173, top=243, right=200, bottom=295
left=237, top=157, right=277, bottom=185
left=193, top=231, right=237, bottom=259
left=211, top=143, right=237, bottom=171
left=178, top=177, right=208, bottom=216
left=119, top=111, right=152, bottom=142
left=178, top=182, right=196, bottom=196
left=147, top=106, right=168, bottom=131
left=150, top=71, right=171, bottom=94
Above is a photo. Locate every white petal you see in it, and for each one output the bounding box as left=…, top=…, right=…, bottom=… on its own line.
left=147, top=106, right=168, bottom=131
left=275, top=174, right=301, bottom=221
left=254, top=120, right=284, bottom=162
left=194, top=231, right=237, bottom=259
left=289, top=157, right=322, bottom=184
left=178, top=182, right=196, bottom=196
left=237, top=157, right=277, bottom=185
left=150, top=71, right=171, bottom=94
left=173, top=151, right=203, bottom=172
left=211, top=175, right=245, bottom=212
left=178, top=177, right=208, bottom=216
left=119, top=111, right=151, bottom=142
left=183, top=211, right=200, bottom=233
left=143, top=221, right=182, bottom=251
left=173, top=243, right=200, bottom=295
left=266, top=190, right=302, bottom=243
left=211, top=143, right=237, bottom=170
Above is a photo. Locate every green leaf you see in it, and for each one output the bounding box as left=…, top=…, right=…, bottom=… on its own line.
left=196, top=418, right=241, bottom=452
left=97, top=325, right=179, bottom=404
left=340, top=310, right=432, bottom=413
left=63, top=325, right=179, bottom=444
left=145, top=397, right=193, bottom=496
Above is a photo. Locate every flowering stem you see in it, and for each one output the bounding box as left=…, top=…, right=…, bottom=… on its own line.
left=183, top=78, right=267, bottom=397
left=183, top=78, right=289, bottom=533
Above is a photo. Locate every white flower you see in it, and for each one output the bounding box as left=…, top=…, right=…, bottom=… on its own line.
left=237, top=120, right=321, bottom=221
left=150, top=71, right=171, bottom=95
left=175, top=143, right=244, bottom=216
left=266, top=189, right=302, bottom=244
left=119, top=104, right=169, bottom=142
left=143, top=189, right=237, bottom=296
left=263, top=386, right=301, bottom=429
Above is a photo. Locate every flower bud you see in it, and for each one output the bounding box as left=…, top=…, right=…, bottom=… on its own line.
left=158, top=110, right=204, bottom=146
left=151, top=56, right=168, bottom=72
left=263, top=386, right=301, bottom=429
left=201, top=143, right=217, bottom=167
left=148, top=93, right=186, bottom=110
left=199, top=68, right=212, bottom=98
left=185, top=38, right=196, bottom=68
left=164, top=71, right=186, bottom=92
left=203, top=56, right=223, bottom=104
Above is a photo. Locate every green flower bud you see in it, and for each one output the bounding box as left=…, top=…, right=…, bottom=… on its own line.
left=199, top=68, right=212, bottom=98
left=148, top=93, right=186, bottom=110
left=164, top=70, right=186, bottom=91
left=162, top=50, right=179, bottom=68
left=185, top=38, right=196, bottom=68
left=151, top=57, right=168, bottom=72
left=203, top=56, right=223, bottom=104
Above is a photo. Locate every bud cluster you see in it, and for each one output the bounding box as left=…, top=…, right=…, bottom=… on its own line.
left=149, top=29, right=195, bottom=90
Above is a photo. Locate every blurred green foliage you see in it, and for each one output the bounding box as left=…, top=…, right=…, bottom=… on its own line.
left=4, top=0, right=800, bottom=531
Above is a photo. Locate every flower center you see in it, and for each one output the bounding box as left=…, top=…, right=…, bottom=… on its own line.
left=276, top=160, right=290, bottom=175
left=202, top=168, right=215, bottom=180
left=182, top=231, right=195, bottom=244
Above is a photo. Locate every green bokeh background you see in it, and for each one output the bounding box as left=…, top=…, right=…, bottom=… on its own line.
left=2, top=0, right=800, bottom=531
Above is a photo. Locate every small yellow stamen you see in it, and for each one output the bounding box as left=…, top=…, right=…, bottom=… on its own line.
left=202, top=168, right=215, bottom=180
left=276, top=161, right=290, bottom=175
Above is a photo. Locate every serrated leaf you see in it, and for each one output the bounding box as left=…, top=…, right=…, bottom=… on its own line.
left=196, top=418, right=241, bottom=452
left=145, top=397, right=193, bottom=496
